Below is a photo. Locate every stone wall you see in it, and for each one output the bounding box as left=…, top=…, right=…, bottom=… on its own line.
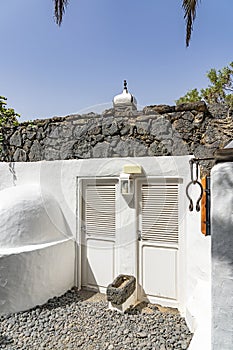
left=1, top=102, right=232, bottom=173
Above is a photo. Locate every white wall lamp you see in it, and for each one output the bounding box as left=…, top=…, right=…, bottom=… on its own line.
left=120, top=173, right=134, bottom=195
left=120, top=164, right=142, bottom=195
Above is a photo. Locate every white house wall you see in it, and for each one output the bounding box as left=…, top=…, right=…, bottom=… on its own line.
left=184, top=175, right=211, bottom=350
left=0, top=157, right=211, bottom=348
left=212, top=162, right=233, bottom=349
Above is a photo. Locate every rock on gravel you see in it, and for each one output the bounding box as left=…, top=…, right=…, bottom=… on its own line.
left=0, top=288, right=193, bottom=349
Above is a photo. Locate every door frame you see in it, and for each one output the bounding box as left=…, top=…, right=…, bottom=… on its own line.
left=76, top=176, right=119, bottom=291
left=135, top=176, right=186, bottom=310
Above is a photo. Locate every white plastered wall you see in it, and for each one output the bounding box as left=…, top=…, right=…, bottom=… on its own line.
left=186, top=209, right=211, bottom=350
left=0, top=157, right=211, bottom=349
left=211, top=162, right=233, bottom=349
left=0, top=241, right=74, bottom=314
left=0, top=182, right=75, bottom=315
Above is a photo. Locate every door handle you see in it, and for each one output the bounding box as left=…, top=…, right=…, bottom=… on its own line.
left=138, top=230, right=142, bottom=241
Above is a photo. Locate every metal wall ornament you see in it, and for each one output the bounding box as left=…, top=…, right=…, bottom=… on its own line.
left=186, top=157, right=214, bottom=236
left=186, top=148, right=233, bottom=213
left=186, top=159, right=204, bottom=212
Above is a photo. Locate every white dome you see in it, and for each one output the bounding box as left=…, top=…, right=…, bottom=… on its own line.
left=113, top=80, right=137, bottom=111
left=0, top=184, right=71, bottom=248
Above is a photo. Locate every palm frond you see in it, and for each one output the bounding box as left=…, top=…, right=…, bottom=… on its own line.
left=182, top=0, right=200, bottom=47
left=54, top=0, right=69, bottom=26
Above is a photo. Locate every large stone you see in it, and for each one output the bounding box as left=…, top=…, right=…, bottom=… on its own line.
left=193, top=112, right=205, bottom=126
left=44, top=148, right=60, bottom=160
left=136, top=121, right=151, bottom=135
left=72, top=142, right=91, bottom=159
left=173, top=118, right=194, bottom=140
left=88, top=124, right=102, bottom=136
left=143, top=105, right=175, bottom=115
left=148, top=141, right=159, bottom=156
left=9, top=131, right=22, bottom=147
left=180, top=111, right=195, bottom=122
left=110, top=135, right=120, bottom=148
left=92, top=142, right=111, bottom=158
left=119, top=123, right=131, bottom=136
left=106, top=275, right=136, bottom=305
left=102, top=121, right=119, bottom=136
left=65, top=114, right=82, bottom=121
left=150, top=117, right=173, bottom=140
left=132, top=140, right=148, bottom=157
left=102, top=108, right=114, bottom=117
left=47, top=124, right=60, bottom=138
left=36, top=127, right=44, bottom=140
left=194, top=143, right=218, bottom=159
left=59, top=124, right=73, bottom=138
left=23, top=140, right=32, bottom=153
left=148, top=140, right=172, bottom=156
left=13, top=148, right=27, bottom=162
left=26, top=130, right=37, bottom=140
left=73, top=124, right=90, bottom=139
left=49, top=125, right=73, bottom=139
left=113, top=140, right=133, bottom=157
left=207, top=103, right=230, bottom=119
left=60, top=141, right=76, bottom=159
left=43, top=137, right=62, bottom=147
left=28, top=140, right=42, bottom=161
left=202, top=125, right=223, bottom=145
left=172, top=138, right=189, bottom=156
left=175, top=101, right=207, bottom=113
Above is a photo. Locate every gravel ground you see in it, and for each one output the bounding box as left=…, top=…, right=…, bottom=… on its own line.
left=0, top=288, right=193, bottom=350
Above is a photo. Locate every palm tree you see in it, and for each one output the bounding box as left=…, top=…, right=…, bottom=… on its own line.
left=182, top=0, right=200, bottom=46
left=54, top=0, right=68, bottom=26
left=53, top=0, right=199, bottom=47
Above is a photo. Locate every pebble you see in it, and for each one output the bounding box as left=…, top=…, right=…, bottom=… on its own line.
left=160, top=345, right=166, bottom=350
left=137, top=331, right=148, bottom=338
left=0, top=288, right=193, bottom=349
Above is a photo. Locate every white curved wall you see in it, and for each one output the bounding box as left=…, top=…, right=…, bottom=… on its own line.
left=0, top=184, right=71, bottom=248
left=0, top=240, right=75, bottom=315
left=212, top=162, right=233, bottom=349
left=0, top=183, right=75, bottom=315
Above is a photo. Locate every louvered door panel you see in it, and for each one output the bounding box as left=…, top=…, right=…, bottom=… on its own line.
left=141, top=184, right=179, bottom=244
left=85, top=184, right=116, bottom=238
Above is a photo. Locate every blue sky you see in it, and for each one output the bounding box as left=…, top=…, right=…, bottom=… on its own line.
left=1, top=0, right=233, bottom=121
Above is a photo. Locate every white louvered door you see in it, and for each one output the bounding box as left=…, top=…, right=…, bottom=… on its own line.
left=138, top=179, right=179, bottom=304
left=81, top=179, right=117, bottom=291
